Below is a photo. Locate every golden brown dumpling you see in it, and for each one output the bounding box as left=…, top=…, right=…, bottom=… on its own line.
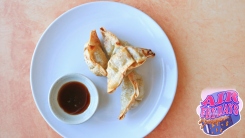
left=84, top=30, right=108, bottom=76
left=113, top=43, right=155, bottom=70
left=106, top=45, right=135, bottom=93
left=119, top=71, right=144, bottom=120
left=100, top=27, right=120, bottom=58
left=126, top=46, right=155, bottom=70
left=100, top=27, right=155, bottom=70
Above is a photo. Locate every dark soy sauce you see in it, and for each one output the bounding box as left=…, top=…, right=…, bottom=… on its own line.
left=58, top=81, right=90, bottom=115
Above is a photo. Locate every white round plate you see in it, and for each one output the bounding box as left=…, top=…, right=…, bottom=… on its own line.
left=30, top=1, right=178, bottom=138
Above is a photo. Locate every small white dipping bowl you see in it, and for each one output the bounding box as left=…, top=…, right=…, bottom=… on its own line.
left=49, top=73, right=99, bottom=124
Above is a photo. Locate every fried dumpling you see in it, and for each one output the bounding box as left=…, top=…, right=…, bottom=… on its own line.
left=84, top=30, right=108, bottom=76
left=100, top=27, right=120, bottom=58
left=119, top=71, right=144, bottom=120
left=126, top=46, right=155, bottom=70
left=106, top=46, right=135, bottom=93
left=100, top=27, right=155, bottom=66
left=112, top=42, right=155, bottom=69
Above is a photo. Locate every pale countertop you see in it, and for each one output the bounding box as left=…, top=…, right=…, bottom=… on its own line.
left=1, top=0, right=245, bottom=137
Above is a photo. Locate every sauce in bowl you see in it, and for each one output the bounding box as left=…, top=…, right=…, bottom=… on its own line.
left=58, top=81, right=90, bottom=115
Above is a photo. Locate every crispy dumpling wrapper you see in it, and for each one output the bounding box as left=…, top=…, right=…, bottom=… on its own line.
left=100, top=27, right=155, bottom=69
left=119, top=71, right=144, bottom=120
left=125, top=46, right=155, bottom=70
left=100, top=27, right=120, bottom=58
left=106, top=46, right=135, bottom=93
left=84, top=30, right=108, bottom=76
left=112, top=42, right=155, bottom=70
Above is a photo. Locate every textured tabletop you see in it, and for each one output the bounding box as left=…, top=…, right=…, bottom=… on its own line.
left=1, top=0, right=245, bottom=137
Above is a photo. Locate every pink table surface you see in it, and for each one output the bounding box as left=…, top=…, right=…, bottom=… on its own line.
left=1, top=0, right=245, bottom=137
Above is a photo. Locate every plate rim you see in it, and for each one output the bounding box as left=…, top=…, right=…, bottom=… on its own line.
left=30, top=1, right=178, bottom=137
